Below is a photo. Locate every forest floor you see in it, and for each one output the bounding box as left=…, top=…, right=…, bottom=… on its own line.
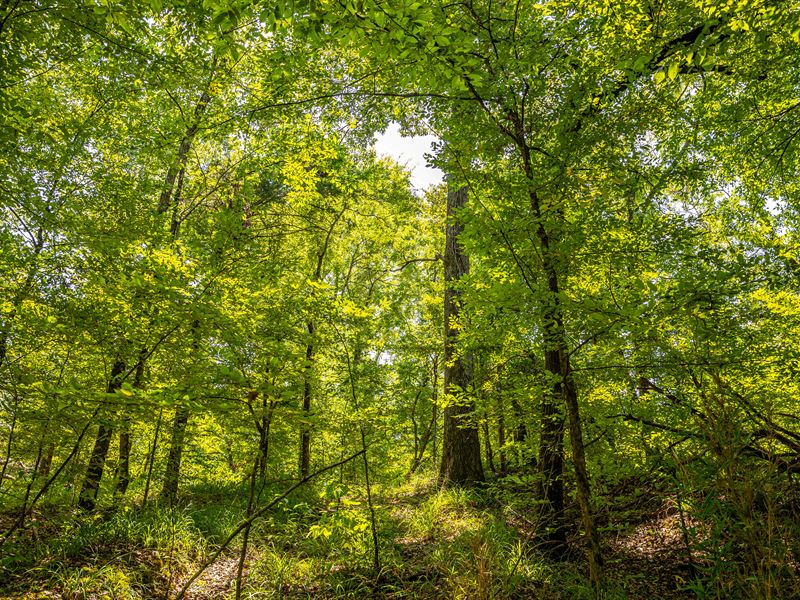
left=0, top=475, right=702, bottom=599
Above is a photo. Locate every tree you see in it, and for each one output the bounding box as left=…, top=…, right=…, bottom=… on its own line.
left=439, top=184, right=484, bottom=485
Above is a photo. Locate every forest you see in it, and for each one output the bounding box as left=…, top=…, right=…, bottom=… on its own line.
left=1, top=0, right=800, bottom=598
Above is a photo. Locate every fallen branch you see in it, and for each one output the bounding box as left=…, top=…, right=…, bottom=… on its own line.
left=173, top=448, right=366, bottom=600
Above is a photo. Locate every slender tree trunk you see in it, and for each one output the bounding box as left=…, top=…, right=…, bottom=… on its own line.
left=38, top=443, right=54, bottom=480
left=563, top=360, right=603, bottom=588
left=115, top=349, right=145, bottom=499
left=0, top=396, right=17, bottom=494
left=520, top=141, right=602, bottom=583
left=160, top=405, right=189, bottom=505
left=300, top=319, right=314, bottom=478
left=256, top=395, right=276, bottom=479
left=483, top=413, right=495, bottom=475
left=497, top=393, right=507, bottom=475
left=157, top=89, right=212, bottom=216
left=411, top=389, right=420, bottom=461
left=0, top=403, right=105, bottom=547
left=439, top=185, right=484, bottom=486
left=152, top=75, right=216, bottom=503
left=235, top=457, right=258, bottom=600
left=142, top=408, right=163, bottom=507
left=78, top=358, right=126, bottom=511
left=432, top=356, right=439, bottom=468
left=296, top=207, right=342, bottom=480
left=342, top=343, right=380, bottom=573
left=407, top=409, right=436, bottom=477
left=160, top=315, right=200, bottom=505
left=115, top=424, right=131, bottom=497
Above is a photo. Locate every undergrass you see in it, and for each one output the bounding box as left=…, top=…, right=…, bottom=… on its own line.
left=3, top=472, right=791, bottom=599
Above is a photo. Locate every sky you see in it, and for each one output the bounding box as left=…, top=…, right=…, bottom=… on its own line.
left=373, top=123, right=443, bottom=192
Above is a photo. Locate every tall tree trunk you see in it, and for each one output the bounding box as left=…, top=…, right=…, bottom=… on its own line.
left=115, top=350, right=145, bottom=499
left=432, top=355, right=439, bottom=468
left=38, top=443, right=54, bottom=480
left=0, top=395, right=17, bottom=494
left=497, top=393, right=507, bottom=475
left=157, top=89, right=212, bottom=216
left=563, top=357, right=603, bottom=588
left=539, top=350, right=566, bottom=545
left=407, top=405, right=436, bottom=477
left=482, top=413, right=496, bottom=475
left=141, top=408, right=163, bottom=507
left=299, top=319, right=314, bottom=478
left=510, top=396, right=532, bottom=468
left=160, top=405, right=189, bottom=505
left=78, top=358, right=126, bottom=511
left=297, top=207, right=342, bottom=479
left=153, top=74, right=216, bottom=501
left=159, top=322, right=198, bottom=506
left=439, top=185, right=484, bottom=486
left=519, top=139, right=603, bottom=583
left=254, top=390, right=276, bottom=479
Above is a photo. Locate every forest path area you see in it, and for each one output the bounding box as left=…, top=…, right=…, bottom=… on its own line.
left=0, top=475, right=706, bottom=599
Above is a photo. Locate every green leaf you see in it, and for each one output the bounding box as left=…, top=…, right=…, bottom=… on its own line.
left=667, top=61, right=679, bottom=80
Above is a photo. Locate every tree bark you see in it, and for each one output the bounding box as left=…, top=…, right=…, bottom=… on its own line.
left=432, top=354, right=439, bottom=468
left=297, top=208, right=342, bottom=478
left=407, top=403, right=436, bottom=477
left=38, top=443, right=54, bottom=480
left=157, top=89, right=212, bottom=216
left=114, top=349, right=145, bottom=499
left=141, top=408, right=163, bottom=507
left=160, top=404, right=189, bottom=505
left=153, top=76, right=215, bottom=504
left=159, top=322, right=198, bottom=506
left=439, top=185, right=484, bottom=486
left=299, top=319, right=314, bottom=478
left=78, top=358, right=126, bottom=511
left=251, top=389, right=276, bottom=479
left=497, top=393, right=507, bottom=475
left=519, top=141, right=602, bottom=583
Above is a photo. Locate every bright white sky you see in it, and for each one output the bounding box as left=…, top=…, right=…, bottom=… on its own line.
left=373, top=123, right=443, bottom=191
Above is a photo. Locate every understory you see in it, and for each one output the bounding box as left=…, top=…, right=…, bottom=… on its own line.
left=2, top=473, right=798, bottom=599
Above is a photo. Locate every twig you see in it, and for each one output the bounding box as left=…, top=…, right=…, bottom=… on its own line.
left=173, top=449, right=366, bottom=600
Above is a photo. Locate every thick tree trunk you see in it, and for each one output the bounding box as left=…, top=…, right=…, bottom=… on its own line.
left=78, top=358, right=126, bottom=511
left=539, top=348, right=566, bottom=545
left=160, top=405, right=189, bottom=505
left=439, top=185, right=484, bottom=486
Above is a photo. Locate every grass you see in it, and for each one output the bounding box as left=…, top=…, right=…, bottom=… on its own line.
left=1, top=471, right=796, bottom=599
